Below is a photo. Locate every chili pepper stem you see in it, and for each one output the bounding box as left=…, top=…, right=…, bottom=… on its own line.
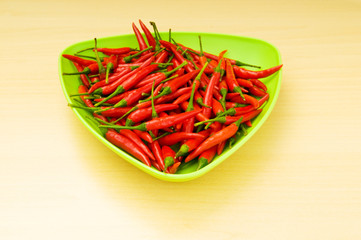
left=62, top=68, right=90, bottom=75
left=163, top=156, right=174, bottom=173
left=186, top=62, right=209, bottom=112
left=110, top=106, right=139, bottom=124
left=68, top=103, right=100, bottom=112
left=123, top=46, right=153, bottom=63
left=151, top=78, right=158, bottom=119
left=94, top=85, right=124, bottom=107
left=235, top=60, right=261, bottom=69
left=93, top=38, right=106, bottom=77
left=70, top=92, right=92, bottom=97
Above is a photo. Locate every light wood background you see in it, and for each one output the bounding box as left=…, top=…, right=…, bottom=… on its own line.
left=1, top=0, right=361, bottom=239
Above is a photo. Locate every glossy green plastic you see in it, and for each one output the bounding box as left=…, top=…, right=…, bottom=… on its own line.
left=59, top=32, right=282, bottom=182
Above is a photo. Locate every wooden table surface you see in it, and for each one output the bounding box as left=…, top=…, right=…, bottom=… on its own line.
left=1, top=0, right=361, bottom=239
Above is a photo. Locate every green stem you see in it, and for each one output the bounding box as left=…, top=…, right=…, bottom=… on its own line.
left=186, top=62, right=209, bottom=112
left=123, top=46, right=153, bottom=63
left=152, top=131, right=172, bottom=141
left=217, top=108, right=236, bottom=117
left=75, top=47, right=94, bottom=54
left=105, top=63, right=113, bottom=84
left=235, top=60, right=261, bottom=69
left=110, top=106, right=139, bottom=124
left=194, top=116, right=226, bottom=127
left=196, top=98, right=211, bottom=108
left=198, top=35, right=204, bottom=57
left=164, top=61, right=187, bottom=77
left=160, top=74, right=178, bottom=83
left=98, top=123, right=146, bottom=131
left=163, top=156, right=174, bottom=173
left=150, top=21, right=161, bottom=52
left=93, top=38, right=106, bottom=76
left=69, top=92, right=91, bottom=97
left=172, top=38, right=198, bottom=69
left=150, top=21, right=162, bottom=40
left=151, top=78, right=158, bottom=119
left=68, top=103, right=100, bottom=112
left=62, top=67, right=90, bottom=75
left=138, top=87, right=171, bottom=103
left=74, top=53, right=97, bottom=60
left=93, top=85, right=124, bottom=107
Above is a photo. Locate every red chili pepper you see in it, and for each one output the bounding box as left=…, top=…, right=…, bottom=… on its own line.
left=96, top=47, right=132, bottom=56
left=99, top=107, right=133, bottom=118
left=132, top=61, right=186, bottom=89
left=172, top=92, right=192, bottom=105
left=126, top=104, right=179, bottom=126
left=89, top=57, right=154, bottom=94
left=132, top=51, right=154, bottom=63
left=139, top=19, right=157, bottom=49
left=233, top=64, right=283, bottom=79
left=122, top=46, right=153, bottom=63
left=112, top=79, right=163, bottom=108
left=155, top=50, right=169, bottom=63
left=218, top=78, right=228, bottom=110
left=225, top=102, right=244, bottom=109
left=93, top=63, right=159, bottom=106
left=226, top=93, right=269, bottom=115
left=197, top=145, right=217, bottom=170
left=71, top=62, right=91, bottom=88
left=177, top=43, right=260, bottom=68
left=132, top=22, right=148, bottom=51
left=154, top=86, right=192, bottom=105
left=180, top=101, right=220, bottom=130
left=223, top=109, right=262, bottom=125
left=250, top=78, right=267, bottom=92
left=175, top=129, right=212, bottom=157
left=236, top=78, right=253, bottom=88
left=245, top=120, right=252, bottom=127
left=104, top=55, right=118, bottom=83
left=106, top=129, right=151, bottom=167
left=168, top=161, right=181, bottom=174
left=171, top=58, right=185, bottom=77
left=216, top=125, right=227, bottom=155
left=228, top=93, right=259, bottom=108
left=88, top=68, right=134, bottom=98
left=99, top=109, right=202, bottom=132
left=225, top=59, right=245, bottom=101
left=114, top=126, right=155, bottom=161
left=78, top=85, right=93, bottom=107
left=149, top=134, right=165, bottom=171
left=161, top=145, right=176, bottom=172
left=146, top=69, right=200, bottom=101
left=158, top=132, right=205, bottom=146
left=196, top=109, right=262, bottom=126
left=159, top=40, right=194, bottom=72
left=248, top=85, right=267, bottom=97
left=184, top=116, right=245, bottom=162
left=195, top=90, right=210, bottom=108
left=63, top=61, right=101, bottom=76
left=203, top=53, right=224, bottom=118
left=133, top=129, right=153, bottom=143
left=62, top=54, right=97, bottom=67
left=157, top=112, right=176, bottom=132
left=212, top=98, right=224, bottom=116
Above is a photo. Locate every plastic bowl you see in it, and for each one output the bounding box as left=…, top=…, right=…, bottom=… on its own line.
left=58, top=32, right=282, bottom=182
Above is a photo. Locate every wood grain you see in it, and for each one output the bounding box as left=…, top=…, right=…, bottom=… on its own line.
left=1, top=0, right=361, bottom=239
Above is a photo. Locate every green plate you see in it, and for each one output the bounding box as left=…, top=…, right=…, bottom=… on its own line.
left=58, top=32, right=282, bottom=182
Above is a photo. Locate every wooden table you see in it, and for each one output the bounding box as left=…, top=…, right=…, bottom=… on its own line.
left=1, top=0, right=361, bottom=239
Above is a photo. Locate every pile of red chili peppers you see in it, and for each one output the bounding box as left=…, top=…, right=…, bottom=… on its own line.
left=64, top=20, right=283, bottom=174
